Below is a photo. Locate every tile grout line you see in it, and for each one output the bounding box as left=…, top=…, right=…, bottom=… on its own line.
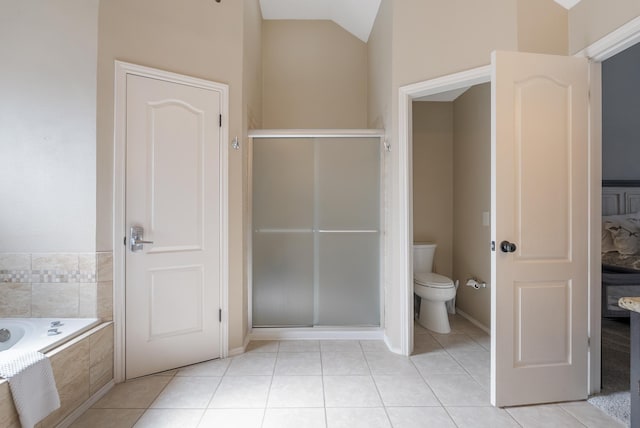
left=360, top=339, right=394, bottom=427
left=410, top=337, right=449, bottom=411
left=259, top=342, right=278, bottom=427
left=320, top=341, right=328, bottom=428
left=552, top=403, right=590, bottom=428
left=197, top=361, right=227, bottom=426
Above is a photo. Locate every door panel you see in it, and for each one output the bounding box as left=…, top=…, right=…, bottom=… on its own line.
left=492, top=51, right=589, bottom=406
left=251, top=138, right=315, bottom=327
left=515, top=280, right=570, bottom=366
left=252, top=231, right=315, bottom=327
left=125, top=74, right=221, bottom=379
left=148, top=101, right=204, bottom=252
left=148, top=265, right=204, bottom=338
left=316, top=232, right=379, bottom=326
left=515, top=77, right=571, bottom=260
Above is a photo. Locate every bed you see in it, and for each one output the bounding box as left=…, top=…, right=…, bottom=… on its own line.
left=601, top=181, right=640, bottom=318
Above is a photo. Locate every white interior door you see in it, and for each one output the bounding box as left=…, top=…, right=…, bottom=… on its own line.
left=125, top=74, right=221, bottom=379
left=491, top=51, right=589, bottom=406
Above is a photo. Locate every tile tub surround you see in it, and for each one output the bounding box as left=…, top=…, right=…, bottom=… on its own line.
left=0, top=322, right=114, bottom=428
left=66, top=315, right=622, bottom=428
left=0, top=252, right=113, bottom=320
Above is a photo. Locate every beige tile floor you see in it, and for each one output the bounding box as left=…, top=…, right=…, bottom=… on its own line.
left=70, top=315, right=625, bottom=427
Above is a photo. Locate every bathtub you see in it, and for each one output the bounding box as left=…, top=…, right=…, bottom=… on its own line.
left=0, top=318, right=100, bottom=354
left=0, top=319, right=113, bottom=428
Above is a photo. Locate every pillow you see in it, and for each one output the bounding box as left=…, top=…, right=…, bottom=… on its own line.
left=604, top=215, right=640, bottom=255
left=602, top=224, right=616, bottom=253
left=602, top=212, right=640, bottom=254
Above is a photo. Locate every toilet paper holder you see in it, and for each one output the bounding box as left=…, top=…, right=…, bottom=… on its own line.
left=465, top=277, right=486, bottom=289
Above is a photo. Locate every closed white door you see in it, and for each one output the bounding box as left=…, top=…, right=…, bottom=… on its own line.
left=492, top=51, right=589, bottom=406
left=125, top=74, right=221, bottom=379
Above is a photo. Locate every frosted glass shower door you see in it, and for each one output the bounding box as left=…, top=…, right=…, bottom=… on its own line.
left=252, top=138, right=315, bottom=326
left=315, top=138, right=380, bottom=326
left=252, top=135, right=380, bottom=327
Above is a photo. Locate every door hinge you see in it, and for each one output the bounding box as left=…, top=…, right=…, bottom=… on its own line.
left=588, top=336, right=591, bottom=347
left=123, top=236, right=127, bottom=246
left=219, top=308, right=222, bottom=322
left=219, top=114, right=222, bottom=128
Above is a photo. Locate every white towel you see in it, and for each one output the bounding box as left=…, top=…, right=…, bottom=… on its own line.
left=0, top=350, right=60, bottom=428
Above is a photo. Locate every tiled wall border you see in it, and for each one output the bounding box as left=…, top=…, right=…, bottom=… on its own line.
left=0, top=252, right=113, bottom=320
left=2, top=270, right=97, bottom=283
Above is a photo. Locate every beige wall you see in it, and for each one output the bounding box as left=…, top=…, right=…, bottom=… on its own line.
left=393, top=0, right=517, bottom=87
left=412, top=102, right=454, bottom=278
left=97, top=0, right=249, bottom=350
left=452, top=84, right=491, bottom=329
left=391, top=0, right=566, bottom=87
left=570, top=0, right=640, bottom=54
left=367, top=0, right=393, bottom=130
left=262, top=20, right=368, bottom=128
left=517, top=0, right=568, bottom=55
left=242, top=0, right=263, bottom=343
left=244, top=0, right=263, bottom=132
left=0, top=0, right=98, bottom=252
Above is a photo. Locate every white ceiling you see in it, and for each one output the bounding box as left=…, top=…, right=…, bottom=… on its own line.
left=415, top=87, right=471, bottom=103
left=259, top=0, right=382, bottom=42
left=553, top=0, right=582, bottom=9
left=259, top=0, right=581, bottom=44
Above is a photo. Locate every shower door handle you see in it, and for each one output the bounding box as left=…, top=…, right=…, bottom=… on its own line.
left=130, top=225, right=154, bottom=252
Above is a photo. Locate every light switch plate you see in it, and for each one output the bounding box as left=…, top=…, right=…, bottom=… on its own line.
left=482, top=211, right=490, bottom=227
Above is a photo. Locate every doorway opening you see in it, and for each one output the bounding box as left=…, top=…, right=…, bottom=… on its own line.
left=596, top=41, right=640, bottom=413
left=411, top=82, right=492, bottom=392
left=398, top=65, right=491, bottom=357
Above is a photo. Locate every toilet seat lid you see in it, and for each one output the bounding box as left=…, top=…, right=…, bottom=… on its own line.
left=415, top=272, right=454, bottom=288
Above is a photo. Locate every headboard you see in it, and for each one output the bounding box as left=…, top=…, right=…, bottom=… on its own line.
left=602, top=180, right=640, bottom=216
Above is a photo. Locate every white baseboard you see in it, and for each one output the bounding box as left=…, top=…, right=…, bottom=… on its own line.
left=455, top=308, right=490, bottom=334
left=56, top=380, right=115, bottom=428
left=228, top=336, right=250, bottom=357
left=383, top=333, right=403, bottom=355
left=247, top=327, right=384, bottom=341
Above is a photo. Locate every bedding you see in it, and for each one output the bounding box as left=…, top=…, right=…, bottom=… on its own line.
left=601, top=251, right=640, bottom=272
left=600, top=191, right=640, bottom=317
left=602, top=212, right=640, bottom=255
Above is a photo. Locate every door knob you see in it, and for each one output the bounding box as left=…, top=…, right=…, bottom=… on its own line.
left=130, top=225, right=154, bottom=252
left=500, top=240, right=517, bottom=253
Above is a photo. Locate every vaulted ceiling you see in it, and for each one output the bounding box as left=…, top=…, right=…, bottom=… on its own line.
left=553, top=0, right=582, bottom=9
left=259, top=0, right=381, bottom=42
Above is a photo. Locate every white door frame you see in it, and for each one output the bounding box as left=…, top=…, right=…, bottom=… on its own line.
left=396, top=16, right=640, bottom=392
left=112, top=61, right=230, bottom=382
left=397, top=66, right=492, bottom=356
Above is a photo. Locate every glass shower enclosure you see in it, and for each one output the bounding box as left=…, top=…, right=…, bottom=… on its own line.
left=249, top=130, right=383, bottom=328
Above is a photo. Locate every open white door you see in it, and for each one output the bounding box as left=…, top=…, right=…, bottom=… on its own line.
left=491, top=51, right=589, bottom=407
left=125, top=74, right=222, bottom=379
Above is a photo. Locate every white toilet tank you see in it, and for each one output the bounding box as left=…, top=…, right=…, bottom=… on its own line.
left=413, top=243, right=436, bottom=273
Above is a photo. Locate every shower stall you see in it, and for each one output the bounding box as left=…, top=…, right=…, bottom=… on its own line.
left=249, top=130, right=384, bottom=329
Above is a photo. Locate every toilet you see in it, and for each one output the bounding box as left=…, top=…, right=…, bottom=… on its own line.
left=414, top=243, right=456, bottom=334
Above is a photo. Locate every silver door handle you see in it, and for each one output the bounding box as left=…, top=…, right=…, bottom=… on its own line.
left=130, top=225, right=154, bottom=252
left=133, top=238, right=154, bottom=244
